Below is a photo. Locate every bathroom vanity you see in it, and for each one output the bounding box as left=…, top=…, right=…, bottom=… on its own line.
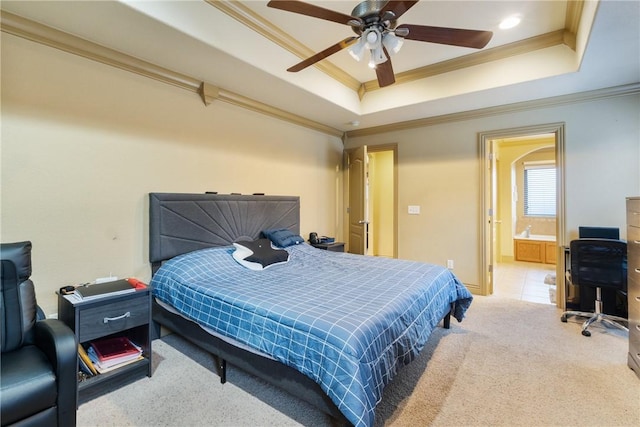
left=513, top=235, right=557, bottom=264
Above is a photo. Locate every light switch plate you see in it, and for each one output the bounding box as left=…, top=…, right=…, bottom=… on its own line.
left=408, top=205, right=420, bottom=215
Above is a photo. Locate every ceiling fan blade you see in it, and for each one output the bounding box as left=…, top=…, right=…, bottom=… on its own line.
left=379, top=1, right=420, bottom=21
left=287, top=37, right=359, bottom=72
left=375, top=57, right=395, bottom=88
left=397, top=24, right=493, bottom=49
left=267, top=1, right=360, bottom=26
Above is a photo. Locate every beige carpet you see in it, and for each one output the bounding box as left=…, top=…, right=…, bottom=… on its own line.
left=77, top=296, right=640, bottom=426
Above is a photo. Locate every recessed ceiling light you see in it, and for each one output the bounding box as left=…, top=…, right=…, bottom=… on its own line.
left=499, top=15, right=521, bottom=30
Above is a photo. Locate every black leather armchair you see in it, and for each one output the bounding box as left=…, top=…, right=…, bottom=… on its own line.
left=561, top=238, right=628, bottom=337
left=1, top=241, right=77, bottom=427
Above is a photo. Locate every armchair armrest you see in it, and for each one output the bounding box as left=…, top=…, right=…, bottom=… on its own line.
left=35, top=319, right=77, bottom=427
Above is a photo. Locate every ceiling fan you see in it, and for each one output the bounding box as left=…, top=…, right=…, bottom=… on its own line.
left=267, top=0, right=493, bottom=87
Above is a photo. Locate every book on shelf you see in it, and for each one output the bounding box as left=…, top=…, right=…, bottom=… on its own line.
left=78, top=344, right=97, bottom=376
left=87, top=336, right=143, bottom=371
left=89, top=354, right=144, bottom=374
left=90, top=336, right=141, bottom=361
left=74, top=279, right=136, bottom=300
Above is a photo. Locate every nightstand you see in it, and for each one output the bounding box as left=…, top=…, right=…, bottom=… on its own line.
left=311, top=242, right=345, bottom=252
left=57, top=287, right=152, bottom=404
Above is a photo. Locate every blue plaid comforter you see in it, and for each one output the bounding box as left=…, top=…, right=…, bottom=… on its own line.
left=152, top=243, right=472, bottom=427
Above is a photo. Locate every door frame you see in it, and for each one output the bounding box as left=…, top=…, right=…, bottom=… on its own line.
left=479, top=123, right=566, bottom=307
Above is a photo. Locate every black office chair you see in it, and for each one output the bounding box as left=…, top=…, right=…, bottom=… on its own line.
left=561, top=239, right=628, bottom=337
left=1, top=241, right=77, bottom=426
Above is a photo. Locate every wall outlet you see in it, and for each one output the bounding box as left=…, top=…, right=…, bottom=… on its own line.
left=447, top=259, right=454, bottom=269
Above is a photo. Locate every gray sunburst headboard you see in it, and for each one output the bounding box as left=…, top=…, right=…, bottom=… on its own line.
left=149, top=193, right=300, bottom=273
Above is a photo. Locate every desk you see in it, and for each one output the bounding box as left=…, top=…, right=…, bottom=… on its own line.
left=562, top=245, right=628, bottom=317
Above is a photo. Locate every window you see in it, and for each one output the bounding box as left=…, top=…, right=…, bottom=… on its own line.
left=524, top=162, right=556, bottom=216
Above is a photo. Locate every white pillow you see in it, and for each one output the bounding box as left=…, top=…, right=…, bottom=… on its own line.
left=232, top=240, right=289, bottom=271
left=232, top=243, right=263, bottom=270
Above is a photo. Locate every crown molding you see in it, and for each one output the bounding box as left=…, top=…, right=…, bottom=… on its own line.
left=345, top=83, right=640, bottom=138
left=362, top=30, right=568, bottom=92
left=0, top=10, right=343, bottom=138
left=217, top=1, right=586, bottom=98
left=207, top=0, right=361, bottom=92
left=2, top=2, right=611, bottom=142
left=0, top=10, right=200, bottom=92
left=565, top=0, right=585, bottom=36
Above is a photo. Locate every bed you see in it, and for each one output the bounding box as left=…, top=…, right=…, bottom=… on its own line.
left=148, top=192, right=472, bottom=427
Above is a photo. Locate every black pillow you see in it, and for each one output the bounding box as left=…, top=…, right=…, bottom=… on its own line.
left=233, top=239, right=289, bottom=269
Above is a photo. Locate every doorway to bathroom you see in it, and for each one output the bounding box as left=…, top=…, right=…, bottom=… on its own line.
left=480, top=123, right=566, bottom=306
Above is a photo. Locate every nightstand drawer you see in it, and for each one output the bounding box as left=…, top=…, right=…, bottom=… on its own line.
left=79, top=295, right=150, bottom=342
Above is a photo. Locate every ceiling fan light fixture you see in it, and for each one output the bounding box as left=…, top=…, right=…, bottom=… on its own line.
left=382, top=32, right=404, bottom=55
left=364, top=29, right=380, bottom=49
left=368, top=45, right=387, bottom=68
left=368, top=54, right=376, bottom=69
left=348, top=37, right=366, bottom=61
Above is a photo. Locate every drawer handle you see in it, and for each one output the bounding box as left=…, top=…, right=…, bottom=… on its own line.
left=634, top=240, right=640, bottom=245
left=635, top=268, right=640, bottom=274
left=103, top=311, right=131, bottom=323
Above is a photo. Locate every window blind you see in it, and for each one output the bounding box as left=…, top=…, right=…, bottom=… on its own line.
left=524, top=162, right=556, bottom=216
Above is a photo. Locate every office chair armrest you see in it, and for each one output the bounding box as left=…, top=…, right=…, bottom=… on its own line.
left=35, top=319, right=78, bottom=425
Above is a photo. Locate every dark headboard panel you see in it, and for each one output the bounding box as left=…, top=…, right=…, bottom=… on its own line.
left=149, top=193, right=300, bottom=267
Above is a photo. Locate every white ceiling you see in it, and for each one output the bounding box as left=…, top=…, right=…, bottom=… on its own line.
left=2, top=0, right=639, bottom=133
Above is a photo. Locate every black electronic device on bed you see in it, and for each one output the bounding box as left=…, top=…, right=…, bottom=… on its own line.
left=148, top=192, right=456, bottom=426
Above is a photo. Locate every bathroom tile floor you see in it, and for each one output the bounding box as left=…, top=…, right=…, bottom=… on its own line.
left=493, top=260, right=556, bottom=305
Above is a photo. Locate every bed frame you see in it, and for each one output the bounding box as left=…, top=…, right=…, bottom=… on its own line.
left=148, top=192, right=451, bottom=425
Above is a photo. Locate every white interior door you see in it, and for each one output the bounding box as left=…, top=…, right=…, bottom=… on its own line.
left=348, top=145, right=368, bottom=255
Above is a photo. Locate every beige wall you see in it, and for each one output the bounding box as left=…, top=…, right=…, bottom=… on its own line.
left=346, top=94, right=640, bottom=293
left=2, top=30, right=639, bottom=311
left=1, top=34, right=344, bottom=315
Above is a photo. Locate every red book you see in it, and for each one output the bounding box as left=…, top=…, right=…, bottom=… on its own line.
left=90, top=337, right=140, bottom=361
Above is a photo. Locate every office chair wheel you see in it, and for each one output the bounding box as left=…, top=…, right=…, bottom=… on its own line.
left=581, top=329, right=591, bottom=337
left=560, top=314, right=567, bottom=322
